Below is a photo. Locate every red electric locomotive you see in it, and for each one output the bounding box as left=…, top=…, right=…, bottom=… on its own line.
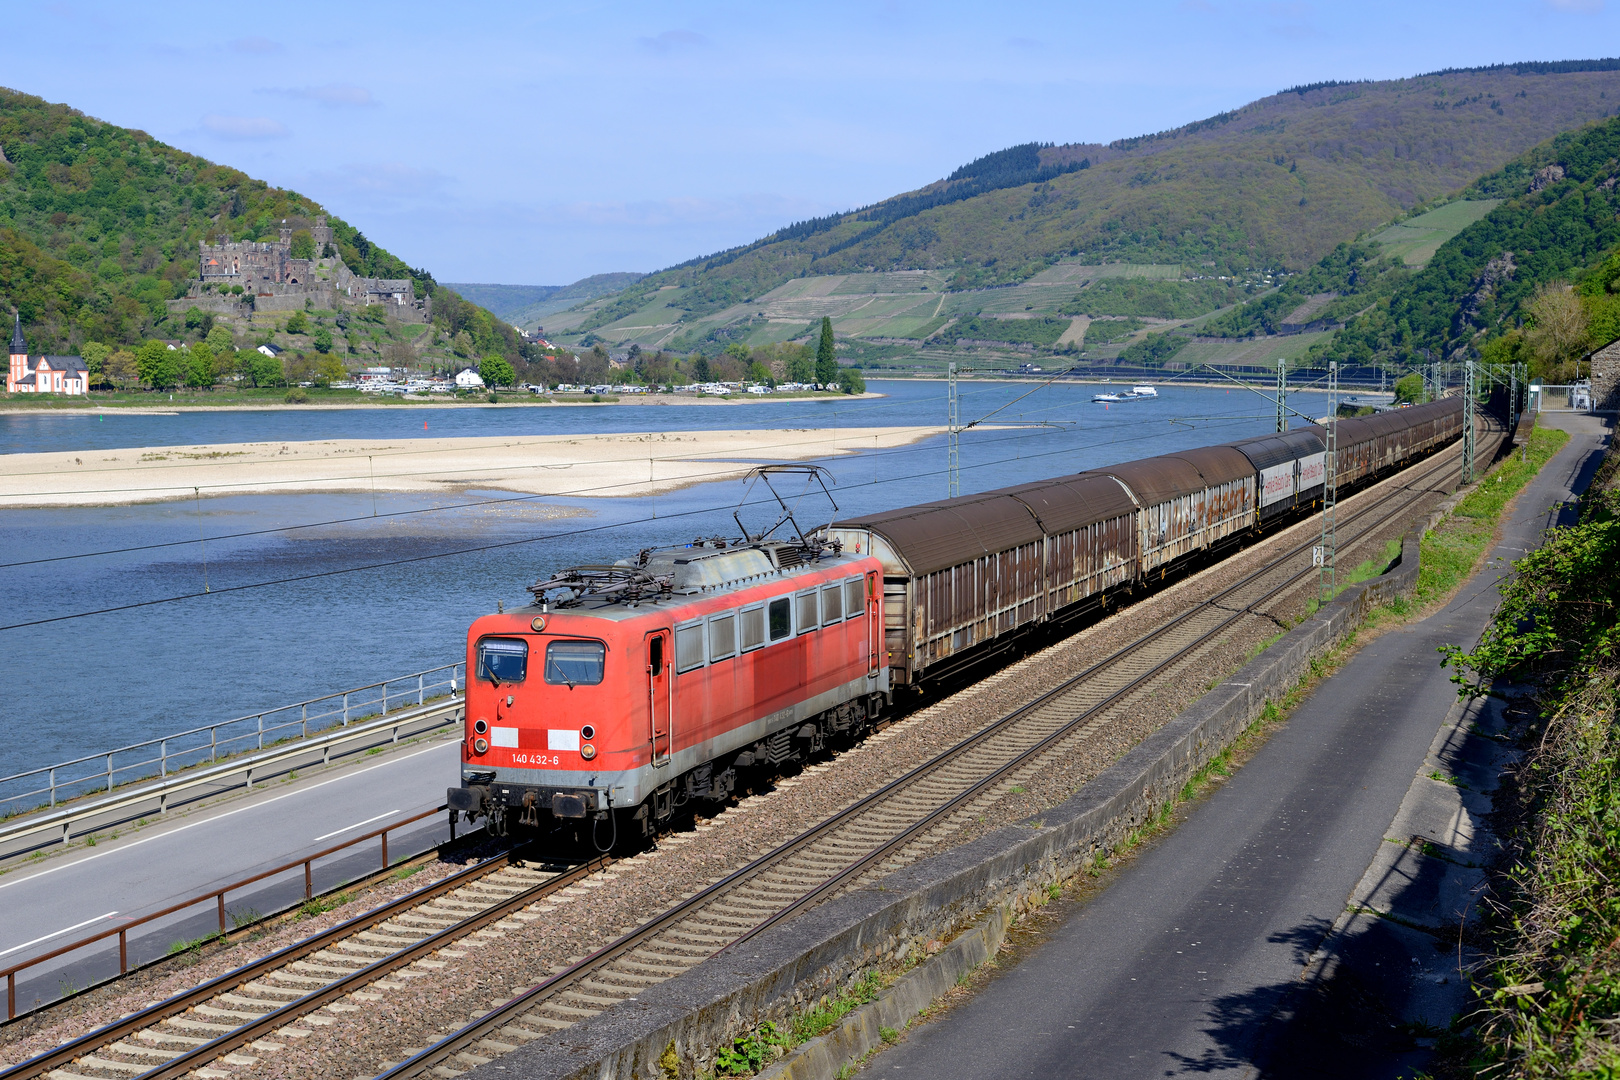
left=447, top=510, right=888, bottom=844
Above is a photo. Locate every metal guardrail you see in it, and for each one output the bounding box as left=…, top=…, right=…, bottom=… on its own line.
left=0, top=695, right=464, bottom=859
left=0, top=663, right=464, bottom=819
left=1, top=804, right=449, bottom=1020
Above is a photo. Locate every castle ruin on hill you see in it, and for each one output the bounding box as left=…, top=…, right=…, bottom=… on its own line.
left=168, top=216, right=427, bottom=322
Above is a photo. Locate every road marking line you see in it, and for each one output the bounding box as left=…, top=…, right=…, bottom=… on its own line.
left=0, top=910, right=119, bottom=957
left=313, top=810, right=399, bottom=843
left=0, top=742, right=455, bottom=893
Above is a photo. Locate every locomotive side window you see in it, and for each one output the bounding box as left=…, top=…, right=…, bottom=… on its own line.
left=477, top=638, right=528, bottom=684
left=649, top=635, right=664, bottom=676
left=844, top=578, right=864, bottom=615
left=768, top=597, right=792, bottom=641
left=821, top=583, right=843, bottom=623
left=676, top=623, right=705, bottom=673
left=741, top=606, right=766, bottom=651
left=796, top=591, right=819, bottom=634
left=544, top=640, right=604, bottom=686
left=709, top=613, right=737, bottom=660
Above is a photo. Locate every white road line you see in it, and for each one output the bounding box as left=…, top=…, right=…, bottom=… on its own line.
left=313, top=810, right=399, bottom=843
left=0, top=910, right=119, bottom=957
left=0, top=742, right=455, bottom=893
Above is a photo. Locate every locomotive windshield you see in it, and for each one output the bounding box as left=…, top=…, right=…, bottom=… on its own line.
left=546, top=640, right=606, bottom=686
left=477, top=638, right=528, bottom=683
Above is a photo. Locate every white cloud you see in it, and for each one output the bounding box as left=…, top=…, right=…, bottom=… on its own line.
left=267, top=83, right=378, bottom=107
left=638, top=29, right=708, bottom=53
left=305, top=162, right=452, bottom=199
left=200, top=114, right=289, bottom=140
left=230, top=36, right=282, bottom=54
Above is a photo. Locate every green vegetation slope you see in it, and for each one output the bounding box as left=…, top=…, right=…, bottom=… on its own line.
left=571, top=61, right=1620, bottom=350
left=0, top=86, right=517, bottom=362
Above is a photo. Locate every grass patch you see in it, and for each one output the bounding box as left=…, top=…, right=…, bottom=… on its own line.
left=166, top=930, right=223, bottom=957
left=705, top=970, right=893, bottom=1077
left=299, top=891, right=353, bottom=917
left=1413, top=423, right=1569, bottom=609
left=1302, top=537, right=1403, bottom=617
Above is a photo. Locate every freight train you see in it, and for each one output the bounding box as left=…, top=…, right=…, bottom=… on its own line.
left=448, top=397, right=1465, bottom=842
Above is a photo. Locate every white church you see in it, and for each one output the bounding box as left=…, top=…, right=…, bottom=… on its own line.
left=6, top=313, right=89, bottom=395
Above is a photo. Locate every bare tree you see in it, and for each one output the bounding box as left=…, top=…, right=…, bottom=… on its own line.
left=1526, top=282, right=1590, bottom=381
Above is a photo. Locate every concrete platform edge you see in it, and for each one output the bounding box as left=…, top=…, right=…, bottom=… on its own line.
left=486, top=510, right=1444, bottom=1080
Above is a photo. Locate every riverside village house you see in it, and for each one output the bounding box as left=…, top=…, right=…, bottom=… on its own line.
left=6, top=312, right=88, bottom=395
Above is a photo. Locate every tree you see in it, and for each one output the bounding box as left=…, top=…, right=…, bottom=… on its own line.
left=785, top=348, right=815, bottom=384
left=480, top=354, right=516, bottom=388
left=205, top=326, right=235, bottom=353
left=285, top=310, right=308, bottom=335
left=1525, top=282, right=1591, bottom=381
left=815, top=317, right=837, bottom=386
left=1393, top=372, right=1425, bottom=404
left=747, top=360, right=773, bottom=385
left=690, top=355, right=712, bottom=383
left=136, top=340, right=173, bottom=388
left=837, top=366, right=866, bottom=394
left=314, top=354, right=346, bottom=386
left=184, top=342, right=215, bottom=388
left=184, top=306, right=207, bottom=329
left=313, top=326, right=334, bottom=353
left=245, top=351, right=283, bottom=387
left=79, top=341, right=111, bottom=386
left=289, top=230, right=315, bottom=260
left=106, top=349, right=138, bottom=390
left=452, top=330, right=474, bottom=357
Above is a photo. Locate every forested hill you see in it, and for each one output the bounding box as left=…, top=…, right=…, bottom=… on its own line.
left=0, top=87, right=516, bottom=357
left=1303, top=114, right=1620, bottom=375
left=578, top=61, right=1620, bottom=337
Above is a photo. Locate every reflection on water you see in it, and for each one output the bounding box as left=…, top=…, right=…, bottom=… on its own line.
left=0, top=380, right=1330, bottom=777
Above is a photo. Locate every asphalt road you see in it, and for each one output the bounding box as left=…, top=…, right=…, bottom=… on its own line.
left=0, top=736, right=459, bottom=1012
left=868, top=412, right=1612, bottom=1080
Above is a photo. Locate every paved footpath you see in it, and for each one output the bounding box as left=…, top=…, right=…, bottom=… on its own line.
left=869, top=413, right=1613, bottom=1080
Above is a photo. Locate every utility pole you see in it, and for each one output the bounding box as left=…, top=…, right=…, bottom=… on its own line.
left=1462, top=358, right=1477, bottom=485
left=1275, top=360, right=1288, bottom=433
left=1318, top=361, right=1338, bottom=604
left=947, top=362, right=960, bottom=498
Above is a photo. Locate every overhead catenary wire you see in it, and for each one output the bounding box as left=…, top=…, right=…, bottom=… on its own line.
left=0, top=397, right=1286, bottom=571
left=0, top=413, right=1267, bottom=633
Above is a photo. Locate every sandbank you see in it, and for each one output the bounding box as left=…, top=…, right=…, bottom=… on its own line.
left=0, top=426, right=944, bottom=508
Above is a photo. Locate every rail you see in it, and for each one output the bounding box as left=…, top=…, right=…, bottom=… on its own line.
left=0, top=663, right=463, bottom=819
left=1, top=804, right=449, bottom=1020
left=0, top=694, right=463, bottom=859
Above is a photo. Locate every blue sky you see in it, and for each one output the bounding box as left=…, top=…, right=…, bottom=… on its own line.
left=10, top=1, right=1618, bottom=285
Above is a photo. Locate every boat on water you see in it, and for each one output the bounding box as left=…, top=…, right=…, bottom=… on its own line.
left=1092, top=384, right=1158, bottom=403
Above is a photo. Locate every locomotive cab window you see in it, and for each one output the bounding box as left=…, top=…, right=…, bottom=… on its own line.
left=821, top=583, right=843, bottom=623
left=740, top=606, right=766, bottom=651
left=796, top=591, right=819, bottom=634
left=676, top=623, right=705, bottom=673
left=477, top=638, right=528, bottom=684
left=768, top=598, right=792, bottom=642
left=545, top=640, right=605, bottom=686
left=844, top=578, right=864, bottom=615
left=709, top=613, right=737, bottom=661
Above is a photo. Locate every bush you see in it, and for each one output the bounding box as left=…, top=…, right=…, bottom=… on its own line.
left=283, top=387, right=309, bottom=404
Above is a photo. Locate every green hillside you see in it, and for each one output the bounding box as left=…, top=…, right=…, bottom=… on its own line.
left=560, top=61, right=1620, bottom=365
left=444, top=272, right=642, bottom=328
left=1304, top=115, right=1620, bottom=376
left=0, top=87, right=518, bottom=362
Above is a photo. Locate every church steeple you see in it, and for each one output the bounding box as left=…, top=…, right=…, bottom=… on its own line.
left=9, top=311, right=24, bottom=356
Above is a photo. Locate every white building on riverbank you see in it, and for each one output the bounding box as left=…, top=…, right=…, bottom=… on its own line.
left=6, top=313, right=88, bottom=395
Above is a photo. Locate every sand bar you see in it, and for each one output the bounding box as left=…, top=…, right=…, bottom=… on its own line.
left=0, top=426, right=945, bottom=508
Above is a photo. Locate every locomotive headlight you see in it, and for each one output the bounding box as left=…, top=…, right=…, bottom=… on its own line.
left=581, top=725, right=595, bottom=741
left=580, top=743, right=597, bottom=761
left=474, top=737, right=489, bottom=755
left=474, top=718, right=488, bottom=735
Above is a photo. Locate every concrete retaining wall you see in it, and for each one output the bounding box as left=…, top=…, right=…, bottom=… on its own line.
left=486, top=511, right=1444, bottom=1080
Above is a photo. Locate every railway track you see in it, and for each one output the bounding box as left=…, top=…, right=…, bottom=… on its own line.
left=5, top=427, right=1496, bottom=1080
left=1, top=849, right=609, bottom=1080
left=379, top=431, right=1492, bottom=1080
